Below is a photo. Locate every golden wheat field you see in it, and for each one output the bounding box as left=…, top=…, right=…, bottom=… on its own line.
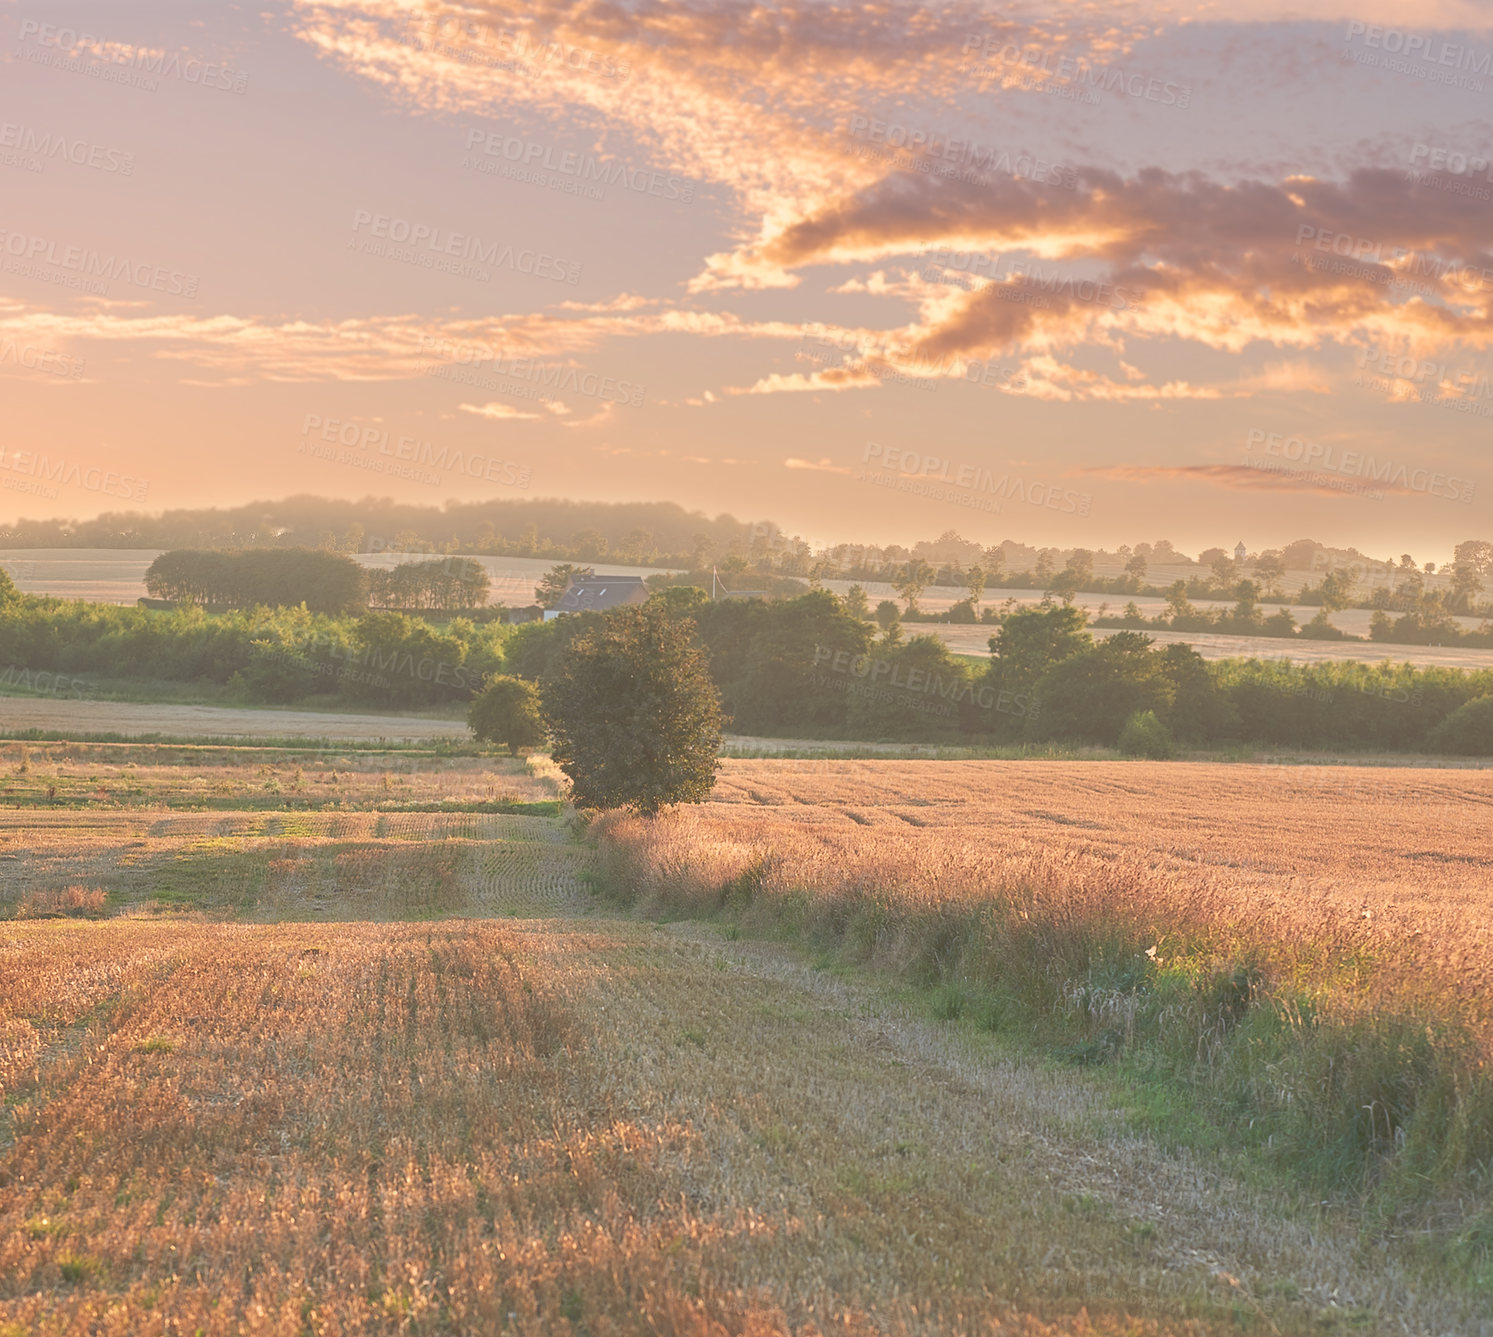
left=625, top=759, right=1493, bottom=985
left=2, top=744, right=1491, bottom=1334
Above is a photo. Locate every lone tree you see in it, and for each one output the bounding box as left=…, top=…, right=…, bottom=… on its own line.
left=467, top=675, right=545, bottom=754
left=541, top=604, right=723, bottom=814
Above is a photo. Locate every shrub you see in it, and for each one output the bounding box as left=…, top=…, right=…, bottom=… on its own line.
left=17, top=885, right=108, bottom=919
left=1427, top=695, right=1493, bottom=755
left=468, top=675, right=545, bottom=754
left=1118, top=709, right=1176, bottom=759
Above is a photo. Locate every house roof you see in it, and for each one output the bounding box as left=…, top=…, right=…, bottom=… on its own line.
left=552, top=575, right=649, bottom=613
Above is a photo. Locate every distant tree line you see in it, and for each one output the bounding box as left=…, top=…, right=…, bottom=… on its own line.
left=499, top=590, right=1493, bottom=755
left=144, top=549, right=490, bottom=616
left=5, top=568, right=1493, bottom=754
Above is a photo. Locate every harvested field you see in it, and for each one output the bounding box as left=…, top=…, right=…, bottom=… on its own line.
left=2, top=747, right=1491, bottom=1333
left=0, top=698, right=471, bottom=742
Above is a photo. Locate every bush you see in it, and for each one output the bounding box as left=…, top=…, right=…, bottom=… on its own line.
left=1118, top=709, right=1177, bottom=759
left=1427, top=695, right=1493, bottom=755
left=468, top=675, right=545, bottom=753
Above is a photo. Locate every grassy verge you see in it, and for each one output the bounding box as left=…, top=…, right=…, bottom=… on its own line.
left=586, top=815, right=1493, bottom=1294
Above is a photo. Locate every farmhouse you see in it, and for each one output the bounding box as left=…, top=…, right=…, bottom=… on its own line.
left=543, top=574, right=649, bottom=620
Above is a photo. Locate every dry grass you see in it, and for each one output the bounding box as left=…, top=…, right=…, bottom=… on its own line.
left=620, top=759, right=1493, bottom=993
left=593, top=759, right=1493, bottom=1246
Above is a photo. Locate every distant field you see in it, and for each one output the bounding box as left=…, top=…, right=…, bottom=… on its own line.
left=2, top=743, right=1484, bottom=1333
left=0, top=549, right=676, bottom=608
left=0, top=698, right=473, bottom=742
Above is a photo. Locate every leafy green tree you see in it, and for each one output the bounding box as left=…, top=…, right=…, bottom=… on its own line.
left=535, top=564, right=593, bottom=609
left=893, top=559, right=935, bottom=612
left=985, top=604, right=1092, bottom=695
left=647, top=584, right=711, bottom=617
left=965, top=565, right=987, bottom=608
left=874, top=600, right=901, bottom=632
left=1450, top=560, right=1485, bottom=614
left=1118, top=709, right=1176, bottom=759
left=845, top=635, right=971, bottom=740
left=1047, top=569, right=1080, bottom=604
left=842, top=585, right=871, bottom=620
left=1318, top=568, right=1355, bottom=613
left=468, top=675, right=545, bottom=753
left=1427, top=695, right=1493, bottom=755
left=1028, top=632, right=1170, bottom=745
left=541, top=605, right=723, bottom=814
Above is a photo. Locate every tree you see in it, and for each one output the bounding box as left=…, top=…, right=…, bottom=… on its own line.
left=1066, top=548, right=1095, bottom=582
left=1048, top=569, right=1080, bottom=604
left=541, top=605, right=723, bottom=814
left=1454, top=540, right=1493, bottom=576
left=843, top=585, right=871, bottom=620
left=1124, top=552, right=1148, bottom=580
left=893, top=559, right=935, bottom=612
left=874, top=599, right=901, bottom=632
left=985, top=604, right=1092, bottom=703
left=1318, top=568, right=1355, bottom=613
left=1251, top=552, right=1285, bottom=588
left=535, top=564, right=593, bottom=609
left=1450, top=560, right=1485, bottom=614
left=468, top=675, right=545, bottom=754
left=965, top=565, right=987, bottom=607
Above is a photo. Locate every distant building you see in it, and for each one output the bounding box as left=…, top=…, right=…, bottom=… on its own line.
left=542, top=575, right=649, bottom=620
left=1234, top=540, right=1247, bottom=561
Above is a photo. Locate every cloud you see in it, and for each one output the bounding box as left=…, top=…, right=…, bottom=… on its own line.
left=1078, top=462, right=1423, bottom=497
left=784, top=456, right=853, bottom=474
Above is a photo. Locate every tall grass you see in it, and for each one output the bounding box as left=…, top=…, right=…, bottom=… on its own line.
left=591, top=807, right=1493, bottom=1272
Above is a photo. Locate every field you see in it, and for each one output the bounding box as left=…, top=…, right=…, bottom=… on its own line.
left=3, top=746, right=1492, bottom=1334
left=0, top=699, right=472, bottom=742
left=0, top=550, right=674, bottom=609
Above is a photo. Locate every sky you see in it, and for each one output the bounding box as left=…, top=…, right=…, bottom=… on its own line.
left=1, top=0, right=1492, bottom=561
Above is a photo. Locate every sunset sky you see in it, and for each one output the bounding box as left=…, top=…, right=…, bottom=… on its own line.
left=3, top=0, right=1492, bottom=559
